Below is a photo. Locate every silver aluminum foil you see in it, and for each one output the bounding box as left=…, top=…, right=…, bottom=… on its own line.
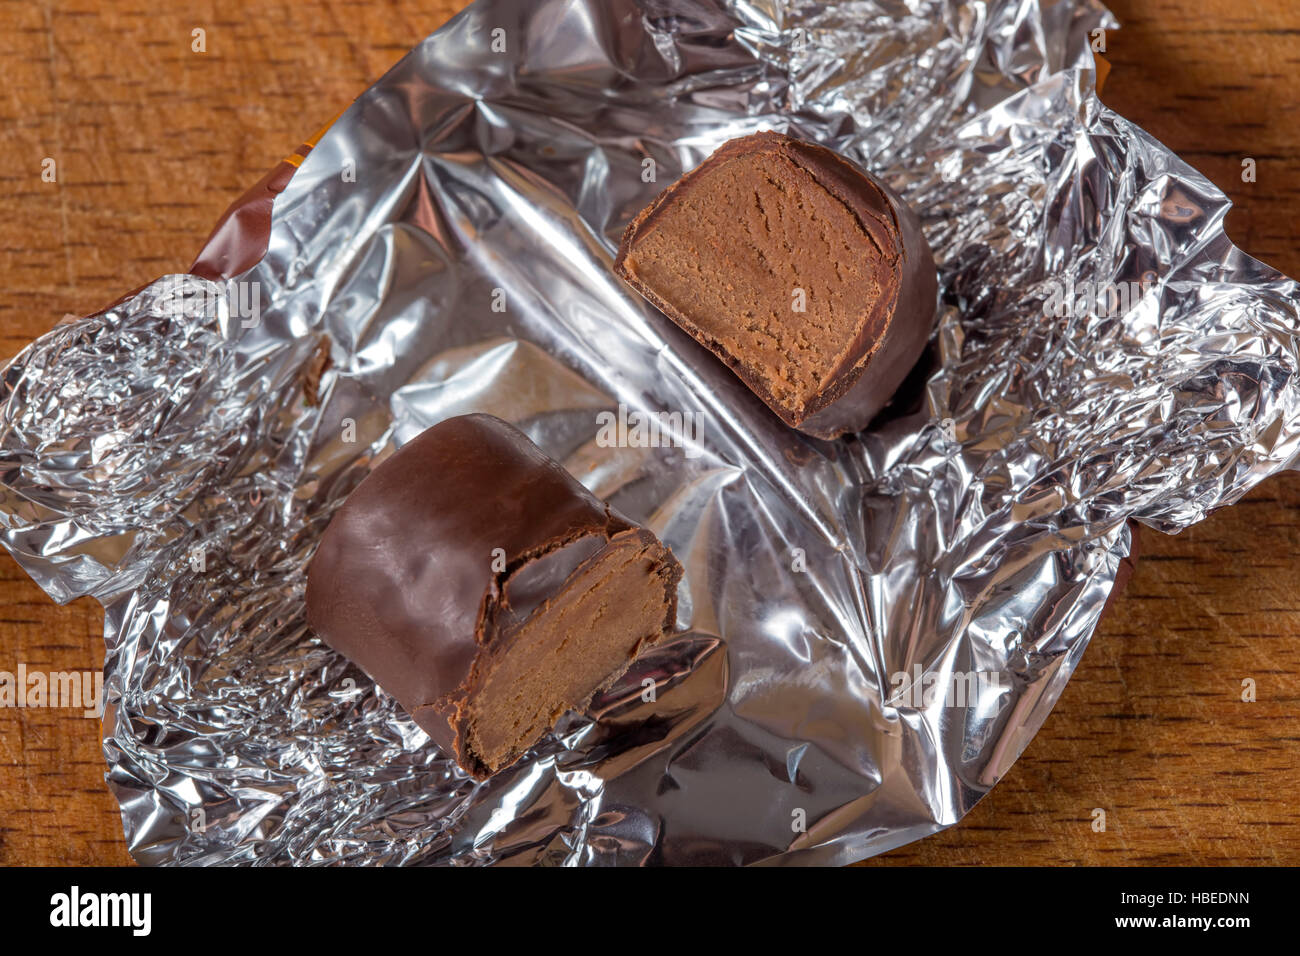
left=2, top=0, right=1298, bottom=866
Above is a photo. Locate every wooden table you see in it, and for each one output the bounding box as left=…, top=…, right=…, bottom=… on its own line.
left=1, top=0, right=1296, bottom=867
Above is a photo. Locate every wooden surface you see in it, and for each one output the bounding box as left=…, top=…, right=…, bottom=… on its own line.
left=0, top=0, right=1297, bottom=867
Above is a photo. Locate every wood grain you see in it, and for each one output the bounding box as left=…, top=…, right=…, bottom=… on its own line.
left=0, top=0, right=1296, bottom=866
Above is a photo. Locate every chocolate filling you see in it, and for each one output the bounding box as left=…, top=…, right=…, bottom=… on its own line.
left=615, top=130, right=938, bottom=439
left=305, top=413, right=683, bottom=779
left=465, top=529, right=677, bottom=774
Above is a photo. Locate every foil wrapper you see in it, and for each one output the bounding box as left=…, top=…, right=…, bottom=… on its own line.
left=3, top=0, right=1298, bottom=866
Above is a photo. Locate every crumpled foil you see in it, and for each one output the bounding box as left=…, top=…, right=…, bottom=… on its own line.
left=2, top=0, right=1298, bottom=866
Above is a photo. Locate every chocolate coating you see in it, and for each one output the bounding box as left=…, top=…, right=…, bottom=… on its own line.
left=614, top=130, right=938, bottom=439
left=305, top=413, right=682, bottom=778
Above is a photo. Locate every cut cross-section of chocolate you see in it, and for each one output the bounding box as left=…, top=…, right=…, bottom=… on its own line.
left=305, top=413, right=683, bottom=779
left=615, top=130, right=938, bottom=439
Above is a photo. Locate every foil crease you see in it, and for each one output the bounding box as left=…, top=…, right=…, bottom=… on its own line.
left=3, top=0, right=1299, bottom=865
